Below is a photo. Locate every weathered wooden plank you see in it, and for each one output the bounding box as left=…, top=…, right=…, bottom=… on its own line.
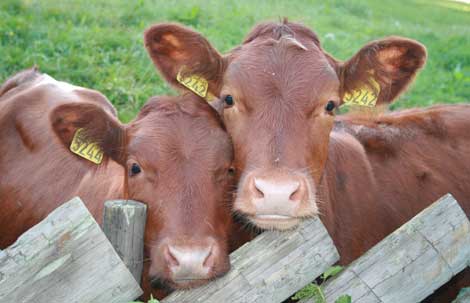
left=453, top=287, right=470, bottom=303
left=103, top=199, right=147, bottom=283
left=301, top=194, right=470, bottom=303
left=162, top=217, right=339, bottom=303
left=0, top=197, right=143, bottom=303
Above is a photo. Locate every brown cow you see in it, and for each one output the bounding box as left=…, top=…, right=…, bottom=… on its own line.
left=144, top=20, right=469, bottom=300
left=0, top=68, right=237, bottom=299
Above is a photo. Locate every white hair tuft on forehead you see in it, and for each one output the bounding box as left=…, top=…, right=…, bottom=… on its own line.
left=279, top=35, right=308, bottom=51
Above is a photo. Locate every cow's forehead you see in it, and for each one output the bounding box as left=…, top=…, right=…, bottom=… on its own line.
left=224, top=41, right=339, bottom=104
left=127, top=113, right=231, bottom=165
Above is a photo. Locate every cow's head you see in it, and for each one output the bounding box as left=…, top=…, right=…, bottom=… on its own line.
left=144, top=20, right=426, bottom=230
left=50, top=94, right=234, bottom=289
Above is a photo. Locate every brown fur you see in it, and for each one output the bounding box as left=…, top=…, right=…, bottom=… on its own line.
left=0, top=66, right=41, bottom=98
left=145, top=20, right=468, bottom=300
left=0, top=70, right=240, bottom=300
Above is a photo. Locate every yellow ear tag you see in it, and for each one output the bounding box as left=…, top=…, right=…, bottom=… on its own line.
left=176, top=70, right=216, bottom=102
left=343, top=78, right=380, bottom=107
left=69, top=128, right=104, bottom=164
left=177, top=70, right=209, bottom=98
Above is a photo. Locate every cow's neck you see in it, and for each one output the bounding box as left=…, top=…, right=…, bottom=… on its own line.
left=75, top=160, right=126, bottom=223
left=316, top=130, right=397, bottom=264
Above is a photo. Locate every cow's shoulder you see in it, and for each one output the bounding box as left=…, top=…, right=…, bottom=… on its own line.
left=0, top=67, right=41, bottom=100
left=334, top=104, right=470, bottom=158
left=1, top=69, right=116, bottom=117
left=31, top=74, right=117, bottom=116
left=383, top=104, right=470, bottom=140
left=0, top=70, right=117, bottom=153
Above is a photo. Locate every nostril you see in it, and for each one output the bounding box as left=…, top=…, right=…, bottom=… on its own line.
left=289, top=188, right=300, bottom=201
left=255, top=186, right=265, bottom=198
left=165, top=246, right=180, bottom=267
left=202, top=245, right=214, bottom=268
left=252, top=177, right=265, bottom=199
left=289, top=181, right=302, bottom=201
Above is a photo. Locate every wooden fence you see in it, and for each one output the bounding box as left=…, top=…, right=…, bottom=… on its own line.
left=0, top=197, right=143, bottom=303
left=0, top=194, right=468, bottom=302
left=300, top=194, right=470, bottom=303
left=164, top=194, right=470, bottom=303
left=102, top=199, right=147, bottom=283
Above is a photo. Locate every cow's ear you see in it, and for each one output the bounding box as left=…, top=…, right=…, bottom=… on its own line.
left=339, top=37, right=427, bottom=105
left=50, top=103, right=126, bottom=165
left=144, top=23, right=225, bottom=97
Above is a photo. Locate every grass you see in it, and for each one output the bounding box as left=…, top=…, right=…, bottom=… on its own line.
left=0, top=0, right=469, bottom=122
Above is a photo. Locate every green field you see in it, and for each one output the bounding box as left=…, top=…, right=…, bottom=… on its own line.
left=1, top=0, right=469, bottom=122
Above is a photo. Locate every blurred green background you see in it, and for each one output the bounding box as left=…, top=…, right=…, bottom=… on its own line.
left=1, top=0, right=469, bottom=122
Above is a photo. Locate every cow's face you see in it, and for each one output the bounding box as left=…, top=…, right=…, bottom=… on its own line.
left=126, top=95, right=234, bottom=290
left=144, top=21, right=426, bottom=230
left=219, top=38, right=339, bottom=230
left=50, top=94, right=234, bottom=289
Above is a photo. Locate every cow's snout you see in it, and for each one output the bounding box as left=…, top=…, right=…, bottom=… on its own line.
left=253, top=177, right=305, bottom=204
left=235, top=170, right=318, bottom=230
left=150, top=237, right=230, bottom=289
left=164, top=244, right=214, bottom=281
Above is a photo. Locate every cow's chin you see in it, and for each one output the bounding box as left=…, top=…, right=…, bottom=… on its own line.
left=171, top=278, right=212, bottom=289
left=249, top=215, right=301, bottom=230
left=150, top=275, right=211, bottom=291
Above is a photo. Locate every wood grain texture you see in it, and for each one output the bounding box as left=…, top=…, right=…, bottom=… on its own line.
left=301, top=194, right=470, bottom=303
left=103, top=199, right=147, bottom=283
left=0, top=197, right=143, bottom=303
left=453, top=287, right=470, bottom=303
left=163, top=217, right=339, bottom=303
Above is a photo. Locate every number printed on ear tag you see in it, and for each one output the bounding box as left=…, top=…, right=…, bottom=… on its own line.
left=343, top=78, right=381, bottom=107
left=176, top=70, right=209, bottom=98
left=70, top=128, right=104, bottom=164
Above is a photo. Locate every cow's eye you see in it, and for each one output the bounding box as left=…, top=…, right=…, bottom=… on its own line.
left=130, top=163, right=142, bottom=176
left=224, top=95, right=234, bottom=107
left=325, top=100, right=336, bottom=112
left=228, top=166, right=236, bottom=176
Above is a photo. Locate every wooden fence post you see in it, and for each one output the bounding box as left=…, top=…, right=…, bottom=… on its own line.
left=0, top=197, right=143, bottom=303
left=301, top=194, right=470, bottom=303
left=162, top=217, right=339, bottom=303
left=103, top=199, right=147, bottom=283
